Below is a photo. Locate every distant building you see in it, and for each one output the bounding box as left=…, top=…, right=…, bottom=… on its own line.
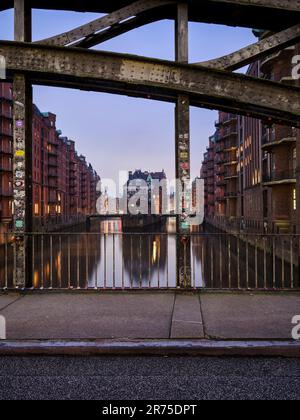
left=125, top=169, right=167, bottom=215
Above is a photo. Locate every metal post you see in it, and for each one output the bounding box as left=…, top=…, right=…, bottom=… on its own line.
left=13, top=0, right=33, bottom=288
left=175, top=3, right=191, bottom=288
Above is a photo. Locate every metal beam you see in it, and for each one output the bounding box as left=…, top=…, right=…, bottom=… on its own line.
left=1, top=41, right=300, bottom=126
left=2, top=0, right=300, bottom=30
left=38, top=0, right=176, bottom=47
left=13, top=0, right=32, bottom=288
left=197, top=24, right=300, bottom=71
left=175, top=3, right=191, bottom=288
left=73, top=11, right=163, bottom=48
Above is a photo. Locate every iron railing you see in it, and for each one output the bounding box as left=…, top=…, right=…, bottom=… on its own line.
left=0, top=232, right=299, bottom=291
left=263, top=170, right=296, bottom=183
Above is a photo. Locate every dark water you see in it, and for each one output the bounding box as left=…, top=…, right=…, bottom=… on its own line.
left=0, top=220, right=299, bottom=289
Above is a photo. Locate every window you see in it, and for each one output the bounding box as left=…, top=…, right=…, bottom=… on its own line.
left=34, top=203, right=39, bottom=215
left=293, top=189, right=297, bottom=211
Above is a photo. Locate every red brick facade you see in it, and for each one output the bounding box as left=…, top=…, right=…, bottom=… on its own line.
left=201, top=42, right=298, bottom=234
left=0, top=82, right=100, bottom=235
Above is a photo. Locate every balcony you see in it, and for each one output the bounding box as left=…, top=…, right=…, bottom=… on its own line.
left=216, top=179, right=226, bottom=187
left=0, top=94, right=13, bottom=103
left=0, top=186, right=13, bottom=197
left=263, top=169, right=296, bottom=185
left=215, top=156, right=225, bottom=165
left=224, top=172, right=238, bottom=180
left=0, top=160, right=12, bottom=172
left=216, top=113, right=237, bottom=127
left=0, top=109, right=12, bottom=119
left=48, top=169, right=58, bottom=178
left=220, top=129, right=238, bottom=141
left=48, top=158, right=58, bottom=167
left=225, top=192, right=238, bottom=199
left=216, top=196, right=226, bottom=202
left=262, top=127, right=296, bottom=150
left=224, top=160, right=238, bottom=167
left=48, top=180, right=58, bottom=189
left=0, top=143, right=13, bottom=155
left=0, top=127, right=13, bottom=137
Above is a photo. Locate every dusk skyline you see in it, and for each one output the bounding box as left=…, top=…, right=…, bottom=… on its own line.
left=0, top=8, right=255, bottom=181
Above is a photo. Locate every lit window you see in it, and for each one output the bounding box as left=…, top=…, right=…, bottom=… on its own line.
left=34, top=203, right=39, bottom=215
left=293, top=189, right=297, bottom=211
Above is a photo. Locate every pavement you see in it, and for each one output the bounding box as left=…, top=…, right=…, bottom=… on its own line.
left=0, top=356, right=299, bottom=400
left=0, top=291, right=299, bottom=356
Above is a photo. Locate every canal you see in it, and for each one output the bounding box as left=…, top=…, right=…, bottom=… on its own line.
left=0, top=219, right=299, bottom=290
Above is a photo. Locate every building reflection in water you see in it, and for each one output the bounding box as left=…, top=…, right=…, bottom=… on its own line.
left=0, top=222, right=298, bottom=289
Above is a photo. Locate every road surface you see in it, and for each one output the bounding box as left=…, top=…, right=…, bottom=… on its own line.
left=0, top=356, right=299, bottom=400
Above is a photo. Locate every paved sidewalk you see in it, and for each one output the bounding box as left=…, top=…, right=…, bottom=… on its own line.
left=0, top=291, right=299, bottom=342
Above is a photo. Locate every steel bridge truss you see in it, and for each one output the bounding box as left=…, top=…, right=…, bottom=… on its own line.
left=0, top=0, right=300, bottom=288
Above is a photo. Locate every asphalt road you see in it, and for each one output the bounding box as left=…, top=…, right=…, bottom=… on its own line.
left=0, top=356, right=299, bottom=400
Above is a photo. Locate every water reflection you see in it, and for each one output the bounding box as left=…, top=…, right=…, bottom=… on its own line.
left=0, top=220, right=299, bottom=290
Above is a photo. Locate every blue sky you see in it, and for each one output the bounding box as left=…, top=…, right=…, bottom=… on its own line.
left=0, top=9, right=255, bottom=180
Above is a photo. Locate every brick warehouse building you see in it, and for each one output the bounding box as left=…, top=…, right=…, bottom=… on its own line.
left=201, top=35, right=299, bottom=234
left=0, top=82, right=100, bottom=237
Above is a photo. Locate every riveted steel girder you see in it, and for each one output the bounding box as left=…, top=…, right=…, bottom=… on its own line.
left=1, top=0, right=300, bottom=30
left=38, top=0, right=176, bottom=47
left=198, top=24, right=300, bottom=71
left=1, top=41, right=300, bottom=126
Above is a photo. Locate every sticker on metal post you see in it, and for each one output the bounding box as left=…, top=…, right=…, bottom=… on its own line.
left=15, top=120, right=23, bottom=128
left=15, top=150, right=25, bottom=157
left=15, top=220, right=24, bottom=229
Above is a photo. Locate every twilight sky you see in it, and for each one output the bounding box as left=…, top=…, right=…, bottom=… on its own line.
left=0, top=9, right=254, bottom=181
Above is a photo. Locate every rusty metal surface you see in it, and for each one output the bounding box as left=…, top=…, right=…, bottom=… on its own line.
left=38, top=0, right=176, bottom=47
left=1, top=0, right=300, bottom=30
left=198, top=24, right=300, bottom=71
left=1, top=41, right=299, bottom=126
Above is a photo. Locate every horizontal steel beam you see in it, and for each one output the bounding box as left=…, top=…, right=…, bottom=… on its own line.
left=197, top=24, right=300, bottom=71
left=74, top=11, right=163, bottom=49
left=38, top=0, right=175, bottom=47
left=1, top=0, right=300, bottom=30
left=1, top=41, right=300, bottom=126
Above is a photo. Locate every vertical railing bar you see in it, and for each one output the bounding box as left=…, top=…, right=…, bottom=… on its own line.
left=13, top=240, right=16, bottom=290
left=264, top=237, right=267, bottom=289
left=113, top=233, right=116, bottom=290
left=77, top=237, right=80, bottom=290
left=5, top=236, right=8, bottom=289
left=246, top=237, right=249, bottom=289
left=158, top=235, right=160, bottom=289
left=95, top=238, right=98, bottom=290
left=31, top=235, right=34, bottom=289
left=272, top=236, right=276, bottom=289
left=130, top=234, right=133, bottom=289
left=68, top=235, right=71, bottom=289
left=139, top=235, right=142, bottom=289
left=201, top=240, right=204, bottom=287
left=50, top=235, right=53, bottom=289
left=166, top=234, right=169, bottom=289
left=192, top=239, right=196, bottom=290
left=148, top=235, right=151, bottom=289
left=85, top=234, right=89, bottom=290
left=122, top=234, right=125, bottom=290
left=219, top=236, right=222, bottom=289
left=291, top=237, right=294, bottom=289
left=210, top=239, right=214, bottom=288
left=237, top=235, right=241, bottom=289
left=41, top=235, right=44, bottom=290
left=104, top=234, right=107, bottom=290
left=59, top=235, right=62, bottom=289
left=281, top=237, right=285, bottom=289
left=228, top=237, right=231, bottom=289
left=255, top=238, right=258, bottom=289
